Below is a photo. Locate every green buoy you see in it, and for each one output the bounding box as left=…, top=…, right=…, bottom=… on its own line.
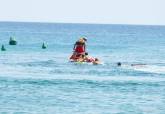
left=9, top=37, right=17, bottom=45
left=1, top=45, right=6, bottom=51
left=42, top=43, right=47, bottom=49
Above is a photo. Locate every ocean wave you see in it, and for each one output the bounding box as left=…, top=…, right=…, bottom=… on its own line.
left=0, top=61, right=165, bottom=80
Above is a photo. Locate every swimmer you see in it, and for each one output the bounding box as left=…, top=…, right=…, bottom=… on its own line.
left=93, top=58, right=101, bottom=65
left=117, top=62, right=122, bottom=66
left=117, top=62, right=146, bottom=67
left=84, top=52, right=95, bottom=63
left=131, top=64, right=146, bottom=66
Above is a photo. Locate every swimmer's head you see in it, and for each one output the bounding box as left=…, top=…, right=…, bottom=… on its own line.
left=117, top=62, right=121, bottom=66
left=95, top=58, right=99, bottom=61
left=85, top=52, right=88, bottom=55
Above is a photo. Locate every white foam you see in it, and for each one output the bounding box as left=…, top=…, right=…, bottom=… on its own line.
left=123, top=64, right=165, bottom=74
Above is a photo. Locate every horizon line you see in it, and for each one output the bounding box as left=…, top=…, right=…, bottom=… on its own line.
left=0, top=20, right=165, bottom=27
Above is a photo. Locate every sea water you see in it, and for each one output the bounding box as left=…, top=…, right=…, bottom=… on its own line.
left=0, top=22, right=165, bottom=114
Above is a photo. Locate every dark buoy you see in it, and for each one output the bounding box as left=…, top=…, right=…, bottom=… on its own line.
left=42, top=43, right=47, bottom=49
left=9, top=37, right=17, bottom=45
left=1, top=45, right=6, bottom=51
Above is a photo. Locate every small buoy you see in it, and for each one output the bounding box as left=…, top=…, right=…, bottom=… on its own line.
left=42, top=43, right=47, bottom=49
left=9, top=37, right=17, bottom=45
left=1, top=45, right=6, bottom=51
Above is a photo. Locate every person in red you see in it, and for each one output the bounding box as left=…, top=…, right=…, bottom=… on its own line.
left=70, top=38, right=87, bottom=61
left=74, top=38, right=86, bottom=54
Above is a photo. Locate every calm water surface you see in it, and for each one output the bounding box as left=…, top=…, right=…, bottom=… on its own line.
left=0, top=22, right=165, bottom=114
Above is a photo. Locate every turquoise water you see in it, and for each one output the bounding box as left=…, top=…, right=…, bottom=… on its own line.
left=0, top=22, right=165, bottom=114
